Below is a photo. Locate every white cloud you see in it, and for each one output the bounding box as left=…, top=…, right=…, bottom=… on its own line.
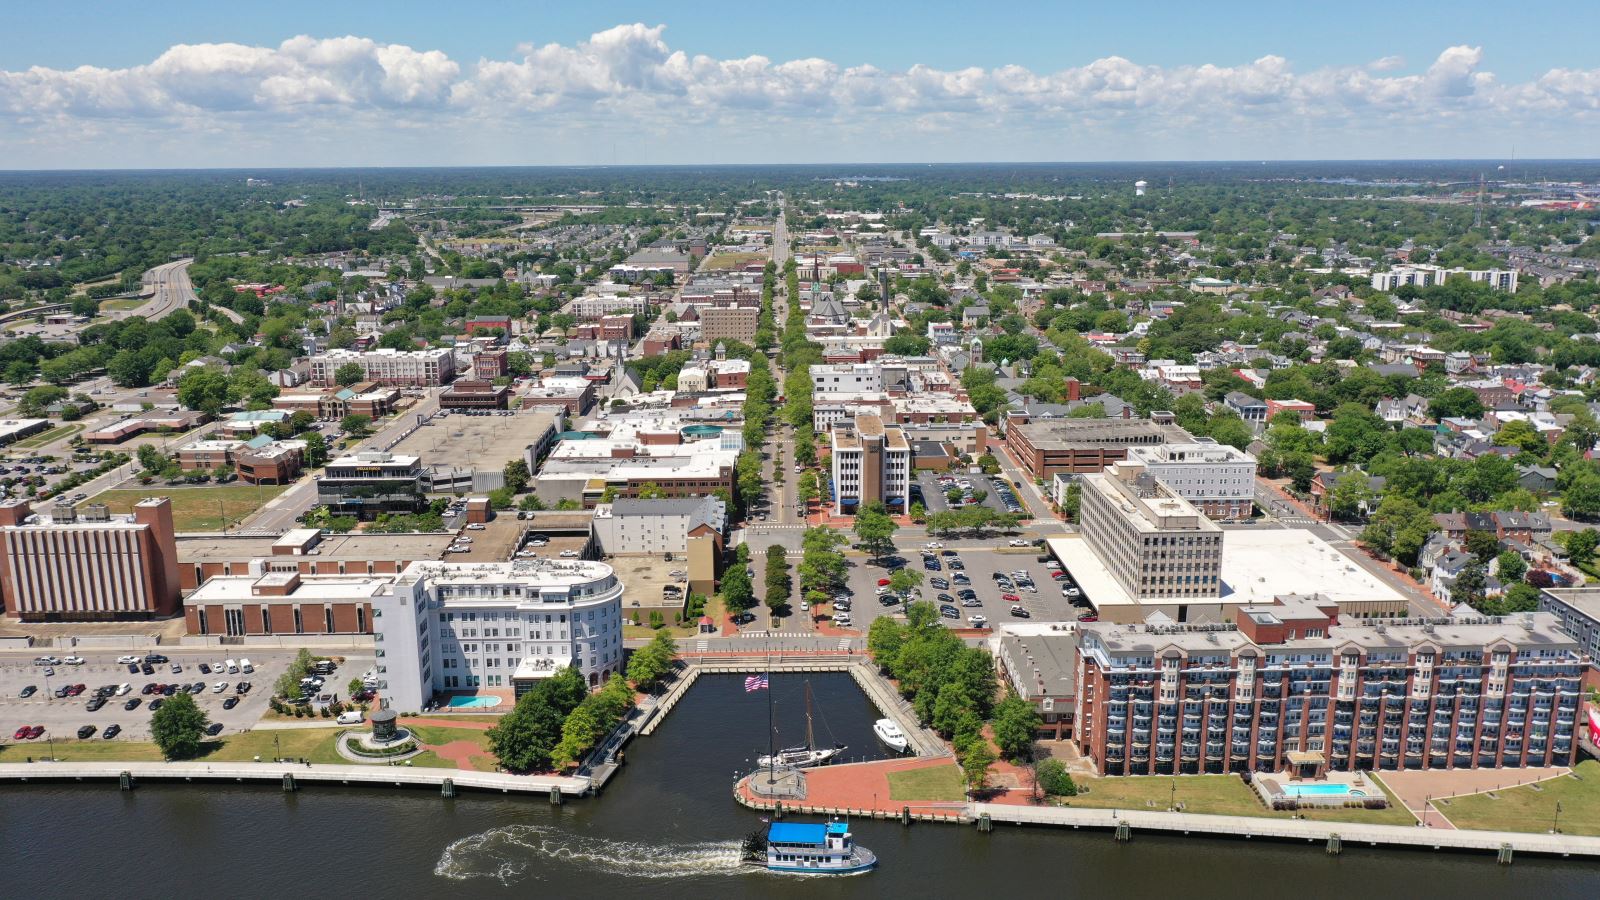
left=0, top=27, right=1596, bottom=165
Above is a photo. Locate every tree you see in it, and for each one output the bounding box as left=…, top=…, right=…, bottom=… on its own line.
left=303, top=431, right=328, bottom=467
left=961, top=740, right=996, bottom=793
left=721, top=554, right=756, bottom=614
left=137, top=443, right=166, bottom=473
left=1494, top=419, right=1544, bottom=453
left=887, top=567, right=923, bottom=597
left=334, top=362, right=366, bottom=387
left=636, top=481, right=666, bottom=500
left=867, top=616, right=907, bottom=669
left=1035, top=757, right=1078, bottom=797
left=177, top=367, right=231, bottom=416
left=487, top=666, right=585, bottom=772
left=503, top=459, right=530, bottom=493
left=347, top=677, right=365, bottom=699
left=1464, top=529, right=1501, bottom=562
left=340, top=414, right=372, bottom=436
left=1563, top=471, right=1600, bottom=520
left=1451, top=562, right=1489, bottom=610
left=991, top=693, right=1041, bottom=762
left=1496, top=550, right=1528, bottom=585
left=1429, top=387, right=1485, bottom=421
left=1566, top=528, right=1598, bottom=567
left=764, top=542, right=791, bottom=612
left=150, top=691, right=209, bottom=760
left=18, top=384, right=66, bottom=416
left=852, top=502, right=899, bottom=562
left=626, top=630, right=679, bottom=691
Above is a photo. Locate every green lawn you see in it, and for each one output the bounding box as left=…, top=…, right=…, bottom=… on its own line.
left=98, top=298, right=146, bottom=313
left=1438, top=760, right=1600, bottom=837
left=0, top=739, right=167, bottom=762
left=887, top=764, right=965, bottom=802
left=1061, top=773, right=1415, bottom=826
left=0, top=728, right=345, bottom=764
left=699, top=251, right=766, bottom=271
left=90, top=484, right=287, bottom=531
left=12, top=424, right=84, bottom=449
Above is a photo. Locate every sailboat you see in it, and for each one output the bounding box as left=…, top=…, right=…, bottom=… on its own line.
left=757, top=680, right=845, bottom=769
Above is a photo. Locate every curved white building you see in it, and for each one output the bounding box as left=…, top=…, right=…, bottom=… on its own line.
left=373, top=559, right=626, bottom=711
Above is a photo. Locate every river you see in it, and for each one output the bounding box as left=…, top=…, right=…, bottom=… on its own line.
left=2, top=673, right=1595, bottom=898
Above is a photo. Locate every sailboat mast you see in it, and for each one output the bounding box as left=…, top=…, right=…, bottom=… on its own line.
left=805, top=680, right=815, bottom=749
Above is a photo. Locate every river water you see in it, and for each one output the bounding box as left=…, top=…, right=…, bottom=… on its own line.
left=3, top=673, right=1595, bottom=898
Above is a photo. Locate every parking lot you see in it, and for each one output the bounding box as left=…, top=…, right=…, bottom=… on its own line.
left=914, top=471, right=1025, bottom=516
left=822, top=545, right=1090, bottom=632
left=0, top=649, right=372, bottom=748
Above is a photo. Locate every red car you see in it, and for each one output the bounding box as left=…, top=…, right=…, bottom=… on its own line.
left=1002, top=593, right=1021, bottom=603
left=1050, top=571, right=1068, bottom=580
left=68, top=684, right=85, bottom=696
left=877, top=578, right=891, bottom=586
left=12, top=726, right=28, bottom=740
left=1077, top=613, right=1099, bottom=623
left=28, top=725, right=44, bottom=739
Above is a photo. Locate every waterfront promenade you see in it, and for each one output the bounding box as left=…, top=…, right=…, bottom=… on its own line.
left=971, top=801, right=1600, bottom=860
left=0, top=760, right=590, bottom=796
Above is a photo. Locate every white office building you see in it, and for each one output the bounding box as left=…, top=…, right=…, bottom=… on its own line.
left=810, top=363, right=885, bottom=395
left=1371, top=264, right=1517, bottom=293
left=1125, top=439, right=1257, bottom=520
left=830, top=413, right=911, bottom=515
left=373, top=559, right=625, bottom=710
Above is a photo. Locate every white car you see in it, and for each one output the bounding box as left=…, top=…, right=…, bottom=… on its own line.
left=213, top=661, right=227, bottom=674
left=466, top=523, right=486, bottom=531
left=924, top=541, right=943, bottom=549
left=117, top=655, right=140, bottom=665
left=170, top=663, right=183, bottom=673
left=457, top=536, right=472, bottom=543
left=64, top=656, right=85, bottom=665
left=1062, top=587, right=1081, bottom=597
left=835, top=595, right=851, bottom=604
left=559, top=549, right=579, bottom=558
left=799, top=601, right=810, bottom=612
left=1008, top=539, right=1029, bottom=547
left=968, top=615, right=988, bottom=627
left=115, top=683, right=131, bottom=696
left=212, top=682, right=229, bottom=693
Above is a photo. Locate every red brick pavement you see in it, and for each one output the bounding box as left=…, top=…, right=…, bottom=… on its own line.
left=739, top=756, right=966, bottom=814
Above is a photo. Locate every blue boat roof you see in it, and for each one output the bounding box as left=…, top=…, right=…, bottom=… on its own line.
left=826, top=822, right=849, bottom=835
left=768, top=823, right=827, bottom=844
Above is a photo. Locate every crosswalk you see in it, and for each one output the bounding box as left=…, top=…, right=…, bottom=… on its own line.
left=695, top=640, right=709, bottom=652
left=836, top=638, right=852, bottom=651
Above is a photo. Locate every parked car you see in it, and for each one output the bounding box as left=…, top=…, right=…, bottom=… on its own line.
left=967, top=615, right=988, bottom=627
left=1010, top=605, right=1031, bottom=618
left=18, top=685, right=36, bottom=698
left=336, top=710, right=365, bottom=725
left=199, top=663, right=212, bottom=675
left=13, top=726, right=30, bottom=740
left=1008, top=539, right=1029, bottom=547
left=205, top=722, right=225, bottom=736
left=1002, top=593, right=1021, bottom=603
left=222, top=697, right=239, bottom=710
left=116, top=655, right=140, bottom=664
left=103, top=724, right=122, bottom=739
left=123, top=698, right=141, bottom=711
left=236, top=682, right=252, bottom=694
left=64, top=655, right=84, bottom=665
left=149, top=698, right=164, bottom=710
left=77, top=725, right=96, bottom=739
left=33, top=656, right=60, bottom=666
left=1077, top=612, right=1099, bottom=622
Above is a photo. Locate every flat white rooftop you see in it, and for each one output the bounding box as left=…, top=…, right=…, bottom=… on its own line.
left=1048, top=527, right=1405, bottom=612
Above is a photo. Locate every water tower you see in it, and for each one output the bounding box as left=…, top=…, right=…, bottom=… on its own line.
left=1135, top=180, right=1148, bottom=197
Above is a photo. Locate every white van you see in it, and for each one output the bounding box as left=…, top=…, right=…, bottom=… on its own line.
left=239, top=658, right=254, bottom=674
left=225, top=659, right=239, bottom=674
left=336, top=711, right=365, bottom=725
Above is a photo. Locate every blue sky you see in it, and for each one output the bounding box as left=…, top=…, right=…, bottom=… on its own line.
left=1, top=1, right=1598, bottom=168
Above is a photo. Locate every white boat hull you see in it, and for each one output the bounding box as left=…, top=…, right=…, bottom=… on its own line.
left=873, top=719, right=909, bottom=753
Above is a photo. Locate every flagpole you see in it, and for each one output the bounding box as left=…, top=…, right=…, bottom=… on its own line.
left=766, top=659, right=775, bottom=785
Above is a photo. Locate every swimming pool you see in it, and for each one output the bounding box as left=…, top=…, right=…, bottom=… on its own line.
left=1280, top=783, right=1366, bottom=798
left=443, top=696, right=503, bottom=709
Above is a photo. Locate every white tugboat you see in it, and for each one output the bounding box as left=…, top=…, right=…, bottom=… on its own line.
left=873, top=718, right=909, bottom=753
left=744, top=819, right=877, bottom=875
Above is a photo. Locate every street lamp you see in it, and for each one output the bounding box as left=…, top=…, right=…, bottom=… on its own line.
left=1553, top=800, right=1563, bottom=834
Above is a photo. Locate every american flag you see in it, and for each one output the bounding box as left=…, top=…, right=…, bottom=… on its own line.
left=744, top=674, right=769, bottom=692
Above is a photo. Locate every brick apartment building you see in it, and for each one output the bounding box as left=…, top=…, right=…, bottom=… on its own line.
left=1006, top=418, right=1192, bottom=481
left=1075, top=597, right=1588, bottom=777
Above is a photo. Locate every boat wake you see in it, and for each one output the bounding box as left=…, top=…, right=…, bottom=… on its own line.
left=434, top=825, right=746, bottom=883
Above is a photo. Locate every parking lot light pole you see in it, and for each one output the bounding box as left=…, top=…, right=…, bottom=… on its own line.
left=275, top=734, right=282, bottom=763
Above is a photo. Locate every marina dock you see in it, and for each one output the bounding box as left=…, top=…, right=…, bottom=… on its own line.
left=0, top=760, right=591, bottom=796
